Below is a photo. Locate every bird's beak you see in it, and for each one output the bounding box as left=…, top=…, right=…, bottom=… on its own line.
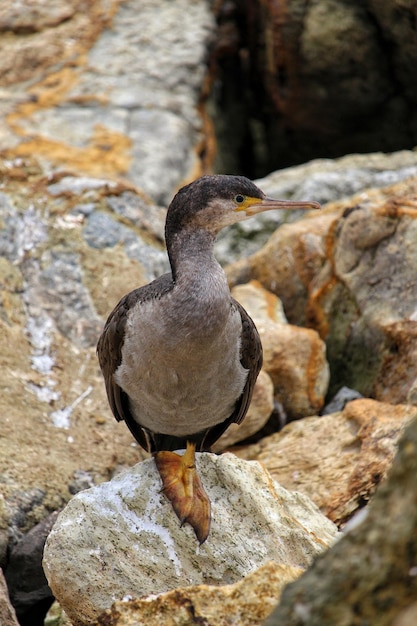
left=236, top=196, right=321, bottom=217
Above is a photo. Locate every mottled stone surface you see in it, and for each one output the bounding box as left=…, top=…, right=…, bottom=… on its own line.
left=228, top=176, right=417, bottom=403
left=43, top=454, right=338, bottom=625
left=97, top=561, right=303, bottom=626
left=236, top=399, right=417, bottom=526
left=265, top=414, right=417, bottom=626
left=0, top=0, right=215, bottom=204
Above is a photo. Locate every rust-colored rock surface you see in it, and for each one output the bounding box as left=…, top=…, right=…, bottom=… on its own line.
left=231, top=281, right=329, bottom=419
left=235, top=399, right=417, bottom=526
left=228, top=177, right=417, bottom=403
left=96, top=561, right=303, bottom=626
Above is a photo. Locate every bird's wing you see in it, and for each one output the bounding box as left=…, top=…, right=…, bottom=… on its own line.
left=96, top=274, right=174, bottom=451
left=200, top=298, right=263, bottom=449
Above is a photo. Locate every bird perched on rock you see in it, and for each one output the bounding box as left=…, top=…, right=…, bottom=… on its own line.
left=97, top=175, right=320, bottom=543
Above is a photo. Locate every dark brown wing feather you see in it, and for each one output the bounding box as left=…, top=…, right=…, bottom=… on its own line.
left=96, top=273, right=174, bottom=451
left=199, top=298, right=263, bottom=450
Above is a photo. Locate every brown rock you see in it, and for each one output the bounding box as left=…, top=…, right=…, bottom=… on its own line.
left=0, top=569, right=19, bottom=626
left=228, top=177, right=417, bottom=405
left=96, top=561, right=303, bottom=626
left=231, top=281, right=329, bottom=419
left=227, top=211, right=334, bottom=326
left=265, top=413, right=417, bottom=626
left=235, top=399, right=417, bottom=526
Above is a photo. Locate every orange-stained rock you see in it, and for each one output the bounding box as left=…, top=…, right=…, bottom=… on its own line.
left=231, top=281, right=329, bottom=419
left=96, top=561, right=303, bottom=626
left=227, top=177, right=417, bottom=405
left=234, top=399, right=417, bottom=526
left=227, top=212, right=335, bottom=327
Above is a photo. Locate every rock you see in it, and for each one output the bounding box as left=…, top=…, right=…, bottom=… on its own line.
left=1, top=0, right=215, bottom=204
left=228, top=176, right=417, bottom=404
left=226, top=209, right=333, bottom=326
left=265, top=413, right=417, bottom=626
left=0, top=569, right=19, bottom=626
left=43, top=453, right=338, bottom=625
left=321, top=385, right=363, bottom=415
left=216, top=151, right=417, bottom=265
left=224, top=1, right=417, bottom=168
left=235, top=399, right=417, bottom=526
left=213, top=369, right=274, bottom=450
left=0, top=158, right=158, bottom=568
left=4, top=512, right=58, bottom=626
left=231, top=281, right=329, bottom=419
left=96, top=561, right=303, bottom=626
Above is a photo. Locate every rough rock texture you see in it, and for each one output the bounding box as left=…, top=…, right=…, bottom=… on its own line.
left=0, top=157, right=161, bottom=564
left=0, top=569, right=19, bottom=626
left=232, top=281, right=329, bottom=420
left=265, top=414, right=417, bottom=626
left=236, top=399, right=417, bottom=526
left=1, top=0, right=215, bottom=204
left=228, top=176, right=417, bottom=402
left=43, top=453, right=338, bottom=625
left=215, top=150, right=417, bottom=265
left=4, top=512, right=58, bottom=625
left=214, top=0, right=417, bottom=171
left=96, top=561, right=303, bottom=626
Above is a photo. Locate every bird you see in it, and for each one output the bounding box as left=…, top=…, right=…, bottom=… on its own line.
left=97, top=174, right=320, bottom=543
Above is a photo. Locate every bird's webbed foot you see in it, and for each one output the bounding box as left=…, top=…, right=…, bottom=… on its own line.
left=154, top=441, right=211, bottom=543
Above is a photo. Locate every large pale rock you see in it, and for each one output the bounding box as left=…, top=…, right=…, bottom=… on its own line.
left=43, top=453, right=338, bottom=625
left=236, top=399, right=417, bottom=526
left=97, top=561, right=303, bottom=626
left=232, top=281, right=329, bottom=419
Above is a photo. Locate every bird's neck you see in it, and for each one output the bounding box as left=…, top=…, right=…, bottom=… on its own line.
left=168, top=228, right=219, bottom=282
left=167, top=228, right=230, bottom=326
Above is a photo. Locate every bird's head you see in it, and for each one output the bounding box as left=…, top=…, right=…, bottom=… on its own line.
left=165, top=175, right=320, bottom=239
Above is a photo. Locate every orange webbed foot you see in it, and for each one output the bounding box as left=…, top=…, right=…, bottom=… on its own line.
left=154, top=441, right=211, bottom=543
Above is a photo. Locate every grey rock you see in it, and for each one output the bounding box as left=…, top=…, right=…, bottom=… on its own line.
left=106, top=192, right=165, bottom=241
left=83, top=210, right=168, bottom=280
left=321, top=386, right=363, bottom=415
left=43, top=453, right=338, bottom=626
left=4, top=513, right=58, bottom=626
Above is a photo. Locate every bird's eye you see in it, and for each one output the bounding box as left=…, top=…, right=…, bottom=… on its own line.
left=234, top=194, right=245, bottom=204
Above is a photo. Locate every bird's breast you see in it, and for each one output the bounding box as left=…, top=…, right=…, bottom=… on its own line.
left=114, top=291, right=248, bottom=437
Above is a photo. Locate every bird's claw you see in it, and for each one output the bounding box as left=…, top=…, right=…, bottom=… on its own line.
left=154, top=442, right=211, bottom=543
